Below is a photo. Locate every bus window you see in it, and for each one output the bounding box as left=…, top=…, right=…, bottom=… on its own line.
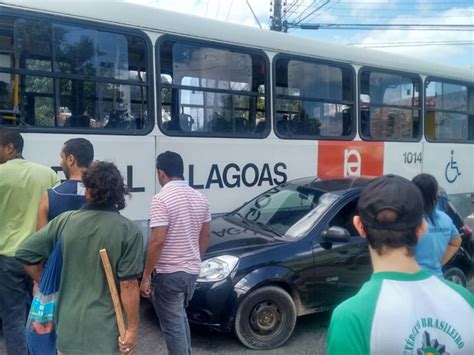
left=274, top=56, right=354, bottom=140
left=425, top=79, right=474, bottom=142
left=359, top=69, right=421, bottom=141
left=159, top=40, right=268, bottom=137
left=0, top=15, right=150, bottom=132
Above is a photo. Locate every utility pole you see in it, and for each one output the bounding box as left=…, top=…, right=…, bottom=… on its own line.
left=270, top=0, right=287, bottom=32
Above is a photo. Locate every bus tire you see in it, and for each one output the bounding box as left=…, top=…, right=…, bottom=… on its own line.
left=234, top=286, right=296, bottom=350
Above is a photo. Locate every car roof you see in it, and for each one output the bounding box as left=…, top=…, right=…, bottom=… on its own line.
left=289, top=176, right=373, bottom=194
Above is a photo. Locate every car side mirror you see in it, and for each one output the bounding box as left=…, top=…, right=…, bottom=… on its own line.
left=321, top=226, right=351, bottom=243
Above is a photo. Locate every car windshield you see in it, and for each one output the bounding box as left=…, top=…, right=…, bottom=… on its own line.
left=229, top=183, right=339, bottom=240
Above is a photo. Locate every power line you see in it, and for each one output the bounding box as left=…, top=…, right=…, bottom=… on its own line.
left=225, top=0, right=234, bottom=21
left=284, top=0, right=299, bottom=22
left=286, top=0, right=337, bottom=32
left=293, top=0, right=331, bottom=25
left=334, top=0, right=472, bottom=4
left=296, top=0, right=319, bottom=23
left=329, top=5, right=473, bottom=11
left=287, top=0, right=310, bottom=23
left=304, top=0, right=340, bottom=22
left=286, top=0, right=300, bottom=13
left=300, top=24, right=472, bottom=32
left=297, top=23, right=474, bottom=30
left=318, top=14, right=474, bottom=19
left=247, top=0, right=262, bottom=29
left=216, top=0, right=222, bottom=19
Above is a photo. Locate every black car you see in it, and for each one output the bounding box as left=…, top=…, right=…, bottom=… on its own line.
left=187, top=177, right=473, bottom=350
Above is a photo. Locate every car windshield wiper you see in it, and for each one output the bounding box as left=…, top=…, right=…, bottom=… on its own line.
left=250, top=221, right=283, bottom=238
left=228, top=211, right=250, bottom=227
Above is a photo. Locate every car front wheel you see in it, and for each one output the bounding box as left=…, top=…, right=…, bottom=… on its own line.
left=444, top=266, right=467, bottom=287
left=234, top=285, right=296, bottom=350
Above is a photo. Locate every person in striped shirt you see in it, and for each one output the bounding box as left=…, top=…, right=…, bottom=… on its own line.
left=140, top=151, right=211, bottom=355
left=327, top=175, right=474, bottom=354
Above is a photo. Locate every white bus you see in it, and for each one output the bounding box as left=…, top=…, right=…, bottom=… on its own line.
left=0, top=0, right=473, bottom=235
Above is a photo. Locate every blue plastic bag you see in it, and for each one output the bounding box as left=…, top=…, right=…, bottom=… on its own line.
left=25, top=239, right=62, bottom=355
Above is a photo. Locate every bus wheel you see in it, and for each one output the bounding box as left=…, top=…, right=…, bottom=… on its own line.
left=444, top=267, right=467, bottom=287
left=234, top=286, right=296, bottom=350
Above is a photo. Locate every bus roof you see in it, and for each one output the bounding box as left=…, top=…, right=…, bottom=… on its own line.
left=1, top=0, right=473, bottom=83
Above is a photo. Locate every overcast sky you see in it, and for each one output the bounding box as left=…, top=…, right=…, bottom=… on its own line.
left=126, top=0, right=474, bottom=69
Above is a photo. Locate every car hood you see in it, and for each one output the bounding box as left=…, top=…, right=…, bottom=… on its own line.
left=205, top=216, right=284, bottom=257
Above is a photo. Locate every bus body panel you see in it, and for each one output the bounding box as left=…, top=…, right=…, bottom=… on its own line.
left=22, top=133, right=156, bottom=223
left=0, top=1, right=472, bottom=223
left=158, top=137, right=317, bottom=214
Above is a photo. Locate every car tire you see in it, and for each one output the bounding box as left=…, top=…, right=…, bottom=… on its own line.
left=234, top=285, right=296, bottom=350
left=444, top=267, right=467, bottom=287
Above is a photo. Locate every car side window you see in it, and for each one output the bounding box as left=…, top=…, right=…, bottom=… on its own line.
left=328, top=198, right=360, bottom=237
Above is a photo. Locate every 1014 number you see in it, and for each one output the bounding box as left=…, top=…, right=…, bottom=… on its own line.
left=403, top=152, right=422, bottom=164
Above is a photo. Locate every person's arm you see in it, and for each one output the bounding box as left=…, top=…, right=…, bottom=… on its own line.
left=441, top=235, right=462, bottom=265
left=36, top=192, right=49, bottom=230
left=24, top=263, right=44, bottom=283
left=16, top=219, right=58, bottom=268
left=139, top=226, right=167, bottom=298
left=199, top=222, right=210, bottom=258
left=118, top=279, right=140, bottom=354
left=327, top=306, right=368, bottom=355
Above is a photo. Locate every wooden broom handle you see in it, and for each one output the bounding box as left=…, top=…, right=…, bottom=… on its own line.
left=99, top=249, right=126, bottom=338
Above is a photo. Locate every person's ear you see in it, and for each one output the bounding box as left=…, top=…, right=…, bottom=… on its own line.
left=6, top=142, right=15, bottom=156
left=353, top=215, right=367, bottom=238
left=67, top=154, right=76, bottom=167
left=415, top=220, right=428, bottom=240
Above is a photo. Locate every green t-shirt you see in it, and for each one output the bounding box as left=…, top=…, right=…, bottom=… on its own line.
left=0, top=158, right=59, bottom=256
left=327, top=270, right=474, bottom=355
left=16, top=206, right=144, bottom=354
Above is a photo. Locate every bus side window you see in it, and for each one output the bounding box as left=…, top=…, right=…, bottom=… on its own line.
left=425, top=79, right=473, bottom=142
left=0, top=15, right=150, bottom=132
left=159, top=40, right=267, bottom=138
left=359, top=68, right=421, bottom=141
left=274, top=56, right=354, bottom=140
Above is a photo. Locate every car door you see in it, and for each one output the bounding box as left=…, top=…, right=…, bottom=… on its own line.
left=310, top=194, right=372, bottom=309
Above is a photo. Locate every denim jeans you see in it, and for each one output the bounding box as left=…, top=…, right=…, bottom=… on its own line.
left=152, top=272, right=198, bottom=355
left=0, top=255, right=31, bottom=355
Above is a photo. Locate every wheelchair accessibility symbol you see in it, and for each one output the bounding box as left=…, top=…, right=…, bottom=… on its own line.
left=445, top=150, right=461, bottom=183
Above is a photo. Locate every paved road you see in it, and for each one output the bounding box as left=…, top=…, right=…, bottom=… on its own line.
left=0, top=299, right=330, bottom=355
left=137, top=300, right=329, bottom=355
left=1, top=282, right=473, bottom=354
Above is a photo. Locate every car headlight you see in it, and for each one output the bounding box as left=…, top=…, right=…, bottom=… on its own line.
left=197, top=255, right=239, bottom=283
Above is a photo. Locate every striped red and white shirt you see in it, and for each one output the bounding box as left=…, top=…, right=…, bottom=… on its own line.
left=149, top=180, right=211, bottom=274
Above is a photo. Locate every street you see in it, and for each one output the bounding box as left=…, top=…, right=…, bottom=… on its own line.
left=138, top=300, right=329, bottom=355
left=1, top=280, right=473, bottom=354
left=0, top=299, right=329, bottom=355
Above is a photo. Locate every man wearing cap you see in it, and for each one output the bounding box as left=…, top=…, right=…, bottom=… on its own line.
left=327, top=174, right=474, bottom=354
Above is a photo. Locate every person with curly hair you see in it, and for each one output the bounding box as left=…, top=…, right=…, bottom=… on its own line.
left=16, top=161, right=143, bottom=355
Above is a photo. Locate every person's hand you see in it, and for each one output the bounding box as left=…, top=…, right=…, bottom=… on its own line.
left=118, top=329, right=137, bottom=354
left=33, top=281, right=39, bottom=296
left=140, top=277, right=151, bottom=298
